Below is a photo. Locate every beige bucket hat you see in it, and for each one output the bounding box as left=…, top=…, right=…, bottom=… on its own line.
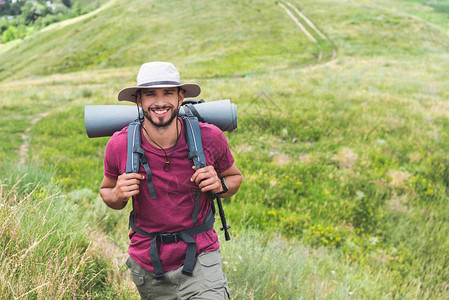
left=117, top=62, right=201, bottom=103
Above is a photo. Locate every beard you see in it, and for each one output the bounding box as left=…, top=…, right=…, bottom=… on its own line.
left=143, top=105, right=180, bottom=128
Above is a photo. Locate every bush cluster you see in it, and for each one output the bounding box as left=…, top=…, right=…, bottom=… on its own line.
left=0, top=0, right=92, bottom=43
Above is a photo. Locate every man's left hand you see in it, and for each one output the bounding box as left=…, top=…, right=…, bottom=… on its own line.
left=190, top=165, right=223, bottom=194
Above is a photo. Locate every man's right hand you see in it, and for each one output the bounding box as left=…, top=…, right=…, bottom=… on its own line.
left=100, top=173, right=145, bottom=210
left=114, top=173, right=145, bottom=201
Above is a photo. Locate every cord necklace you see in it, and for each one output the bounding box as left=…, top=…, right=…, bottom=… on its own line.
left=142, top=120, right=181, bottom=172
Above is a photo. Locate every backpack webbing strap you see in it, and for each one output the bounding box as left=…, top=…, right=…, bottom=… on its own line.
left=182, top=109, right=208, bottom=224
left=126, top=121, right=156, bottom=199
left=192, top=189, right=202, bottom=223
left=129, top=208, right=215, bottom=280
left=135, top=147, right=157, bottom=200
left=184, top=103, right=205, bottom=122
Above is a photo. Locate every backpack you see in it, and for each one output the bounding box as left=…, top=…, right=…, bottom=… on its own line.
left=125, top=100, right=230, bottom=280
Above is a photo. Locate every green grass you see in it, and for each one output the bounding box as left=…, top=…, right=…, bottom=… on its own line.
left=219, top=226, right=426, bottom=299
left=0, top=165, right=136, bottom=298
left=1, top=0, right=449, bottom=298
left=0, top=0, right=316, bottom=81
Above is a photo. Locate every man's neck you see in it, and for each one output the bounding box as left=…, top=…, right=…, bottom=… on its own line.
left=142, top=118, right=181, bottom=149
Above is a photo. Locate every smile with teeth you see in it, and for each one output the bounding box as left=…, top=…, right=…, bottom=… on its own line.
left=151, top=107, right=171, bottom=117
left=154, top=109, right=168, bottom=115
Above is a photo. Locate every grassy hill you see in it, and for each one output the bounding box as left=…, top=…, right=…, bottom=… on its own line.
left=0, top=0, right=316, bottom=80
left=1, top=0, right=449, bottom=298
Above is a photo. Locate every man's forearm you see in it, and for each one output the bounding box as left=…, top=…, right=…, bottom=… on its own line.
left=100, top=187, right=129, bottom=210
left=100, top=173, right=144, bottom=210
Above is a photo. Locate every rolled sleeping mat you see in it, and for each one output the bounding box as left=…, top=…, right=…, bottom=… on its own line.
left=84, top=105, right=141, bottom=138
left=178, top=99, right=237, bottom=132
left=84, top=99, right=237, bottom=138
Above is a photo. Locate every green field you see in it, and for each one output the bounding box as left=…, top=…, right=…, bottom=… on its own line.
left=1, top=0, right=449, bottom=298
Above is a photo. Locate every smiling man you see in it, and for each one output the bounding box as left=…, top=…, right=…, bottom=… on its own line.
left=99, top=62, right=242, bottom=299
left=139, top=87, right=181, bottom=128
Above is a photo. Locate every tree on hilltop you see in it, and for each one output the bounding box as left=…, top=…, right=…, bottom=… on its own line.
left=20, top=1, right=51, bottom=25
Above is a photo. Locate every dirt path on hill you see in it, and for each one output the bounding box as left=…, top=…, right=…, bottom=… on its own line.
left=278, top=1, right=337, bottom=62
left=18, top=112, right=49, bottom=167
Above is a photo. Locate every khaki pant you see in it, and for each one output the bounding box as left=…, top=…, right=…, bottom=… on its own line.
left=126, top=249, right=230, bottom=300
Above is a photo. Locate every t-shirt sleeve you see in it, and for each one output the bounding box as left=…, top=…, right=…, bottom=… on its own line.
left=207, top=127, right=234, bottom=174
left=103, top=136, right=120, bottom=180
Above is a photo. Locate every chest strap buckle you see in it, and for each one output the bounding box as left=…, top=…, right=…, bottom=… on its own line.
left=156, top=233, right=179, bottom=244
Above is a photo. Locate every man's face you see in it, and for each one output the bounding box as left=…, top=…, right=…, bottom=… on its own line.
left=137, top=87, right=184, bottom=128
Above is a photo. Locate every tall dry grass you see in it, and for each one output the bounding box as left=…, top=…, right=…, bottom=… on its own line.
left=0, top=174, right=128, bottom=298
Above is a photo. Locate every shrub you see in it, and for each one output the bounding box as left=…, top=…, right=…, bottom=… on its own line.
left=2, top=25, right=16, bottom=43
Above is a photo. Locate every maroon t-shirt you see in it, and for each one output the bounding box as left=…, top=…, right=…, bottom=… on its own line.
left=103, top=118, right=234, bottom=273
